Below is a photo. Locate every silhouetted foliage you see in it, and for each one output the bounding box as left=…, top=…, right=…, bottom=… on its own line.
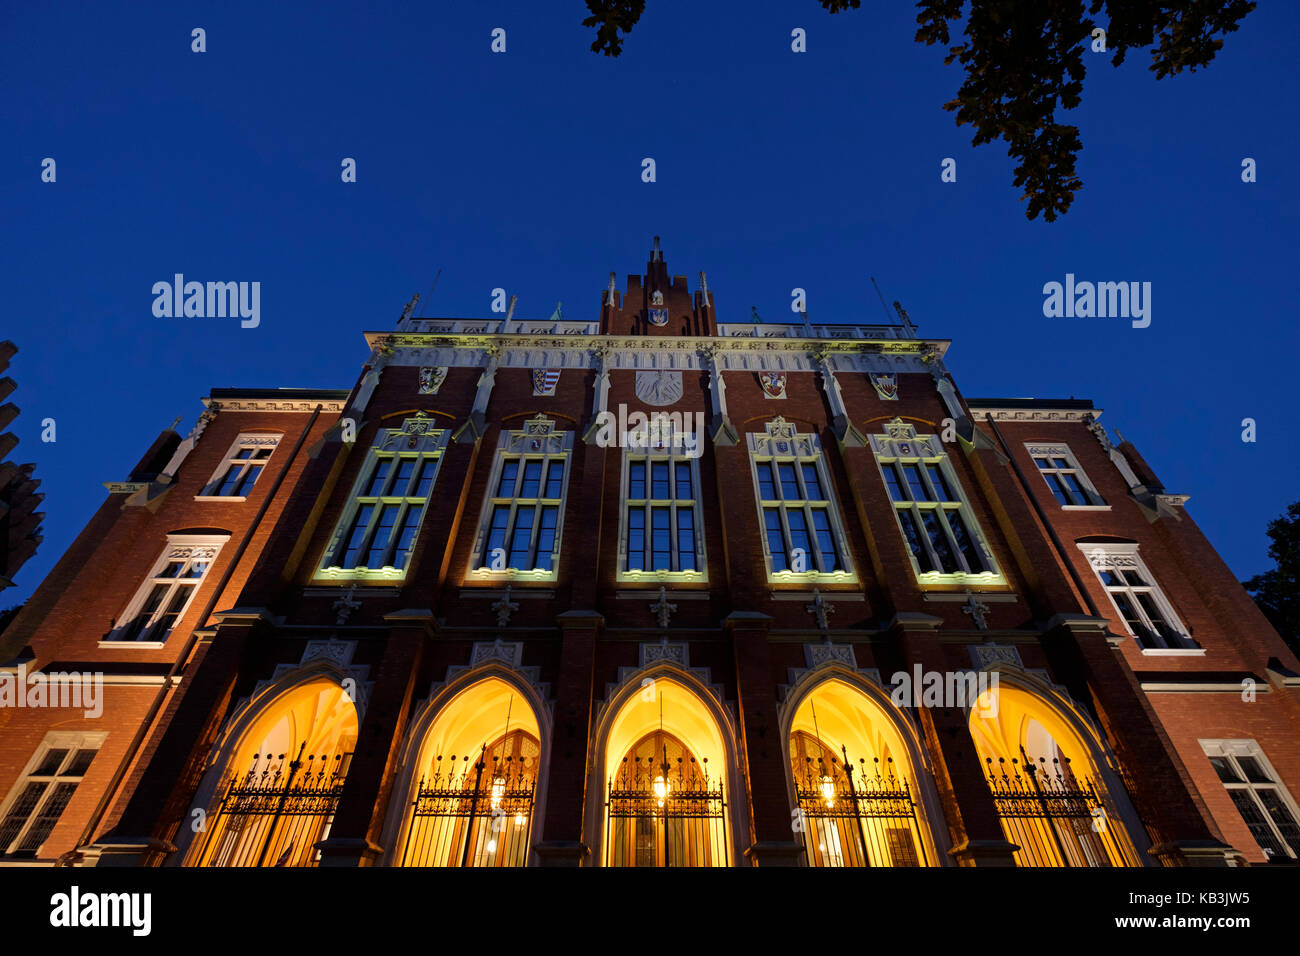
left=1243, top=501, right=1300, bottom=658
left=582, top=0, right=1256, bottom=220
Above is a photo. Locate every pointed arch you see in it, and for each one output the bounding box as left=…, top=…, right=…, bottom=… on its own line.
left=382, top=664, right=551, bottom=867
left=779, top=664, right=948, bottom=866
left=588, top=661, right=746, bottom=866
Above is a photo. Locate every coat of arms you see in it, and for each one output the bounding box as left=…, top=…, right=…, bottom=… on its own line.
left=870, top=373, right=899, bottom=400
left=759, top=370, right=787, bottom=399
left=532, top=369, right=561, bottom=396
left=419, top=366, right=447, bottom=395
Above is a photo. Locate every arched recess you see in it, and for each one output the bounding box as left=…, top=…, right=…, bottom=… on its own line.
left=382, top=665, right=551, bottom=867
left=177, top=665, right=360, bottom=867
left=966, top=666, right=1149, bottom=867
left=779, top=666, right=948, bottom=867
left=588, top=664, right=746, bottom=867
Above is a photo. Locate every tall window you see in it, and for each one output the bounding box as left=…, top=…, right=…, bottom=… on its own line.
left=200, top=433, right=281, bottom=498
left=0, top=735, right=102, bottom=859
left=748, top=417, right=853, bottom=580
left=471, top=416, right=573, bottom=580
left=1200, top=741, right=1300, bottom=862
left=109, top=533, right=228, bottom=643
left=621, top=436, right=704, bottom=580
left=318, top=414, right=447, bottom=580
left=870, top=419, right=1000, bottom=584
left=1026, top=443, right=1105, bottom=507
left=1080, top=544, right=1196, bottom=650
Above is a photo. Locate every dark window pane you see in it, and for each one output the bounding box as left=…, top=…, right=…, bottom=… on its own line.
left=921, top=511, right=958, bottom=573
left=393, top=506, right=423, bottom=569
left=1208, top=756, right=1241, bottom=783
left=483, top=505, right=510, bottom=566
left=413, top=459, right=436, bottom=497
left=811, top=509, right=837, bottom=571
left=0, top=783, right=47, bottom=855
left=651, top=508, right=671, bottom=570
left=544, top=461, right=564, bottom=499
left=393, top=457, right=416, bottom=494
left=520, top=461, right=542, bottom=498
left=946, top=511, right=984, bottom=572
left=628, top=508, right=645, bottom=570
left=1237, top=757, right=1273, bottom=785
left=787, top=510, right=812, bottom=567
left=903, top=465, right=930, bottom=502
left=365, top=459, right=391, bottom=497
left=508, top=508, right=535, bottom=567
left=651, top=462, right=670, bottom=499
left=629, top=461, right=646, bottom=499
left=1227, top=789, right=1288, bottom=858
left=883, top=464, right=907, bottom=502
left=67, top=748, right=98, bottom=777
left=364, top=504, right=400, bottom=566
left=778, top=463, right=800, bottom=500
left=801, top=463, right=824, bottom=500
left=1256, top=789, right=1300, bottom=856
left=216, top=465, right=242, bottom=496
left=675, top=463, right=692, bottom=500
left=757, top=462, right=776, bottom=500
left=925, top=464, right=954, bottom=502
left=158, top=561, right=185, bottom=579
left=234, top=464, right=263, bottom=496
left=1052, top=458, right=1070, bottom=470
left=15, top=782, right=78, bottom=854
left=898, top=511, right=933, bottom=572
left=34, top=751, right=69, bottom=777
left=1046, top=474, right=1070, bottom=506
left=1034, top=457, right=1051, bottom=470
left=535, top=507, right=558, bottom=571
left=764, top=509, right=787, bottom=571
left=1061, top=473, right=1087, bottom=505
left=497, top=460, right=519, bottom=498
left=677, top=508, right=695, bottom=571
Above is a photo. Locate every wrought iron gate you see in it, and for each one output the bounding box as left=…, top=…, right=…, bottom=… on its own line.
left=606, top=747, right=727, bottom=867
left=193, top=744, right=347, bottom=867
left=400, top=745, right=537, bottom=867
left=985, top=753, right=1140, bottom=867
left=794, top=750, right=927, bottom=867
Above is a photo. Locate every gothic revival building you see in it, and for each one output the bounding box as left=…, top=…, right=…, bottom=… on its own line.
left=2, top=240, right=1298, bottom=868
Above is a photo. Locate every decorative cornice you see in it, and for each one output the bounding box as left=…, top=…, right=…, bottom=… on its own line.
left=202, top=398, right=348, bottom=412
left=966, top=405, right=1103, bottom=423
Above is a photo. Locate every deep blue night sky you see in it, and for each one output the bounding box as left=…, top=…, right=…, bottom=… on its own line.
left=3, top=1, right=1296, bottom=605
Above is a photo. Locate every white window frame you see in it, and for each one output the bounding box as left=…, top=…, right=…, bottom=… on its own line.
left=316, top=414, right=449, bottom=583
left=104, top=532, right=228, bottom=646
left=196, top=432, right=282, bottom=501
left=0, top=732, right=106, bottom=860
left=870, top=419, right=1004, bottom=587
left=1078, top=542, right=1199, bottom=653
left=617, top=424, right=707, bottom=584
left=747, top=417, right=856, bottom=584
left=1025, top=442, right=1108, bottom=510
left=467, top=415, right=574, bottom=583
left=1199, top=740, right=1300, bottom=862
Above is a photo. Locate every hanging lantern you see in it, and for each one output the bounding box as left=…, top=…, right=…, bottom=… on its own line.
left=820, top=774, right=835, bottom=808
left=490, top=775, right=505, bottom=811
left=653, top=774, right=670, bottom=808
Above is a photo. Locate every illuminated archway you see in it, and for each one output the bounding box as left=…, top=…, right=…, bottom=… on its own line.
left=784, top=674, right=941, bottom=867
left=187, top=676, right=358, bottom=867
left=968, top=674, right=1144, bottom=867
left=392, top=673, right=544, bottom=867
left=598, top=673, right=734, bottom=867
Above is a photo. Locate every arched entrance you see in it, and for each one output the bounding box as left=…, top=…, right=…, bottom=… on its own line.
left=786, top=676, right=937, bottom=867
left=968, top=677, right=1143, bottom=867
left=395, top=675, right=542, bottom=867
left=601, top=676, right=731, bottom=867
left=188, top=677, right=358, bottom=867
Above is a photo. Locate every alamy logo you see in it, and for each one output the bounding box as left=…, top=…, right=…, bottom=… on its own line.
left=50, top=886, right=151, bottom=936
left=589, top=404, right=705, bottom=458
left=890, top=665, right=999, bottom=716
left=1042, top=274, right=1150, bottom=328
left=0, top=663, right=102, bottom=718
left=152, top=274, right=260, bottom=328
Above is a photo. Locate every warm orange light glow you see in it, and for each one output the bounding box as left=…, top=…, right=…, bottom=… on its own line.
left=820, top=775, right=835, bottom=808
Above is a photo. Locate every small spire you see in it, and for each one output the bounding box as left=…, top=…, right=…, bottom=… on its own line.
left=607, top=272, right=617, bottom=307
left=505, top=295, right=518, bottom=322
left=652, top=236, right=662, bottom=261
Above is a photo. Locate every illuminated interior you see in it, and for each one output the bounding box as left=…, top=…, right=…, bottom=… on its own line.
left=191, top=677, right=358, bottom=867
left=788, top=678, right=931, bottom=866
left=968, top=680, right=1140, bottom=866
left=399, top=676, right=542, bottom=867
left=603, top=677, right=730, bottom=866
